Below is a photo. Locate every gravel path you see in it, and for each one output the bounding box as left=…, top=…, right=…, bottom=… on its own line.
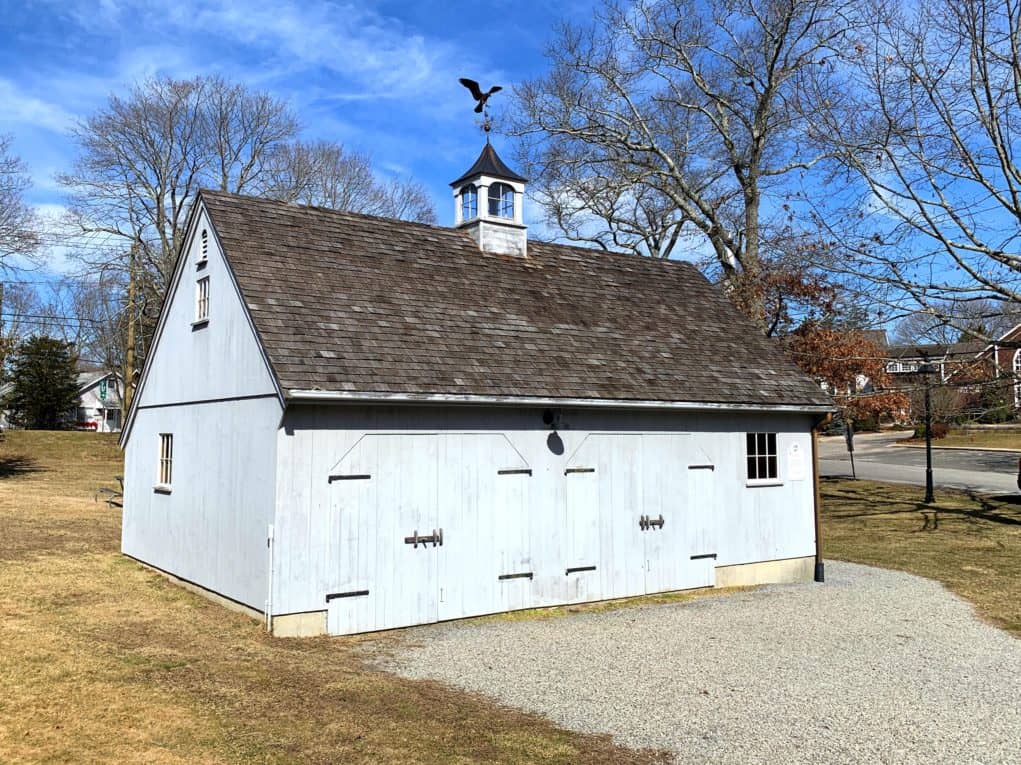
left=375, top=562, right=1021, bottom=763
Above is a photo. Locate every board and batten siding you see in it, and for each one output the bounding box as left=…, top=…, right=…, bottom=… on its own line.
left=271, top=405, right=816, bottom=632
left=121, top=203, right=282, bottom=611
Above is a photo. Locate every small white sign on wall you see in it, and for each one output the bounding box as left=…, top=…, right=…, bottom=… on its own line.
left=787, top=442, right=807, bottom=481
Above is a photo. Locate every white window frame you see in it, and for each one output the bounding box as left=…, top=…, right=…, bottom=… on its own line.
left=195, top=276, right=210, bottom=325
left=746, top=432, right=781, bottom=486
left=461, top=184, right=478, bottom=220
left=1013, top=350, right=1021, bottom=408
left=155, top=433, right=173, bottom=492
left=488, top=182, right=514, bottom=218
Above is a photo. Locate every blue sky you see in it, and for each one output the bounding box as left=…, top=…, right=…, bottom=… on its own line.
left=0, top=0, right=589, bottom=271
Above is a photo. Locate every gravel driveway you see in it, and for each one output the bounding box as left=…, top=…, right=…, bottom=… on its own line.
left=376, top=562, right=1021, bottom=763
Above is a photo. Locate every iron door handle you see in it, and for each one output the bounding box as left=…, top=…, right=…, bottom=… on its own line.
left=404, top=529, right=443, bottom=548
left=639, top=514, right=665, bottom=531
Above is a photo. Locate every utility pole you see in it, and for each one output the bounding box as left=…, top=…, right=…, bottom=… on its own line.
left=123, top=242, right=137, bottom=415
left=918, top=351, right=936, bottom=504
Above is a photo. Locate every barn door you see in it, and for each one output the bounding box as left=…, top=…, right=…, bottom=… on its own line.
left=641, top=435, right=693, bottom=594
left=436, top=434, right=532, bottom=621
left=563, top=437, right=607, bottom=603
left=326, top=434, right=439, bottom=635
left=640, top=435, right=718, bottom=593
left=564, top=435, right=646, bottom=603
left=684, top=449, right=717, bottom=589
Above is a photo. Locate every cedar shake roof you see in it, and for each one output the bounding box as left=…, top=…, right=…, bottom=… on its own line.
left=200, top=190, right=833, bottom=409
left=449, top=143, right=528, bottom=187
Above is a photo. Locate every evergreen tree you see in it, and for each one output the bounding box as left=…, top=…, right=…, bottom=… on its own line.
left=3, top=337, right=80, bottom=430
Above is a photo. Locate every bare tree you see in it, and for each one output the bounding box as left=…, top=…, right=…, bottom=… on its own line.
left=0, top=134, right=39, bottom=264
left=893, top=299, right=1021, bottom=345
left=260, top=140, right=436, bottom=223
left=0, top=282, right=41, bottom=371
left=61, top=77, right=439, bottom=407
left=60, top=76, right=299, bottom=294
left=59, top=76, right=300, bottom=403
left=512, top=0, right=861, bottom=324
left=817, top=0, right=1021, bottom=339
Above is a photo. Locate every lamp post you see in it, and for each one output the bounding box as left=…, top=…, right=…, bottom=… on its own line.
left=918, top=356, right=937, bottom=504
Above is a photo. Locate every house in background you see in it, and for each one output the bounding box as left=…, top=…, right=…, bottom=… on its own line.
left=0, top=368, right=123, bottom=432
left=120, top=143, right=833, bottom=637
left=884, top=341, right=985, bottom=383
left=75, top=370, right=123, bottom=432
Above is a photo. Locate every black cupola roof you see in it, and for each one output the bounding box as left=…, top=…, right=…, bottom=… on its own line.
left=450, top=143, right=528, bottom=187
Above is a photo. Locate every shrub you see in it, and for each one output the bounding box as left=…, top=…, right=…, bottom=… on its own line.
left=855, top=415, right=880, bottom=432
left=914, top=422, right=948, bottom=439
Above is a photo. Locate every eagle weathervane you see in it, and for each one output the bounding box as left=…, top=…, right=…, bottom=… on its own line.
left=459, top=77, right=502, bottom=136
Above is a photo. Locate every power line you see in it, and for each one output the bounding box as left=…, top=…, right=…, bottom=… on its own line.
left=0, top=311, right=108, bottom=325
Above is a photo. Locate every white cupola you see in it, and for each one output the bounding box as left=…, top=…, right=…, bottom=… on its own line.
left=450, top=141, right=528, bottom=257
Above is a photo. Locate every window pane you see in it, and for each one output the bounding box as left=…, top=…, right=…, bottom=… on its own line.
left=746, top=433, right=756, bottom=455
left=488, top=183, right=513, bottom=218
left=767, top=456, right=778, bottom=478
left=767, top=433, right=777, bottom=456
left=747, top=456, right=757, bottom=479
left=461, top=185, right=477, bottom=219
left=758, top=456, right=768, bottom=478
left=757, top=433, right=767, bottom=454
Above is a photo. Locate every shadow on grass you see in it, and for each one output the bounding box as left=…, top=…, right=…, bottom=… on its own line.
left=0, top=455, right=42, bottom=479
left=821, top=478, right=1021, bottom=527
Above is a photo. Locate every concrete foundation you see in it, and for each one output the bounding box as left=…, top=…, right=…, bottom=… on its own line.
left=272, top=611, right=328, bottom=637
left=714, top=555, right=816, bottom=588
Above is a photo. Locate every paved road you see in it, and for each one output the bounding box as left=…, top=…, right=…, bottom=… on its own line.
left=381, top=562, right=1021, bottom=764
left=819, top=431, right=1020, bottom=494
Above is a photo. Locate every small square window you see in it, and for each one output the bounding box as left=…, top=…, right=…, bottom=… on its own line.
left=157, top=433, right=173, bottom=487
left=746, top=432, right=778, bottom=481
left=196, top=277, right=210, bottom=323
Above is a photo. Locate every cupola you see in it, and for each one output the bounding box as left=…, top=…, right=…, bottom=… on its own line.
left=450, top=142, right=528, bottom=257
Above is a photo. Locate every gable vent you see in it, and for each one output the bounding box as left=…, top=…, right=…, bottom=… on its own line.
left=200, top=229, right=208, bottom=259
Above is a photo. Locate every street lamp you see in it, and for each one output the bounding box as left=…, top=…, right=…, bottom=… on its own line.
left=918, top=355, right=937, bottom=504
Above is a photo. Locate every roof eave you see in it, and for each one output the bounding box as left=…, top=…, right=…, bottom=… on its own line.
left=285, top=389, right=835, bottom=414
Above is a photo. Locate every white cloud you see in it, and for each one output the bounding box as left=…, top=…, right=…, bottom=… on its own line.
left=0, top=79, right=75, bottom=133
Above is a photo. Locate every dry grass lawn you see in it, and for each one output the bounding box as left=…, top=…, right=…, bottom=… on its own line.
left=821, top=478, right=1021, bottom=637
left=0, top=431, right=668, bottom=765
left=900, top=428, right=1021, bottom=451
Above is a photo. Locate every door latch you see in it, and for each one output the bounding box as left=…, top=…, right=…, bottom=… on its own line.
left=404, top=529, right=443, bottom=548
left=639, top=514, right=665, bottom=530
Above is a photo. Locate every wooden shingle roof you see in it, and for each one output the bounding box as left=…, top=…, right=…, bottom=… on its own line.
left=201, top=190, right=832, bottom=409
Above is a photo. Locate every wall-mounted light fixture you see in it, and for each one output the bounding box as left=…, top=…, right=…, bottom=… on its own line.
left=542, top=408, right=562, bottom=430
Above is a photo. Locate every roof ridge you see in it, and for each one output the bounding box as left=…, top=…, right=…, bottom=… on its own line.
left=198, top=189, right=450, bottom=233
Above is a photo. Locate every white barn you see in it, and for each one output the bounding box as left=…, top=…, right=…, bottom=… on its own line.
left=121, top=144, right=833, bottom=637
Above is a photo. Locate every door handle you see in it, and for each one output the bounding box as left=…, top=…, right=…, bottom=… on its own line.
left=639, top=514, right=665, bottom=531
left=404, top=528, right=443, bottom=548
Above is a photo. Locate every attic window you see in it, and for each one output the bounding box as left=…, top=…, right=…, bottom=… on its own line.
left=488, top=182, right=514, bottom=218
left=199, top=229, right=208, bottom=262
left=461, top=184, right=478, bottom=220
left=195, top=276, right=210, bottom=324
